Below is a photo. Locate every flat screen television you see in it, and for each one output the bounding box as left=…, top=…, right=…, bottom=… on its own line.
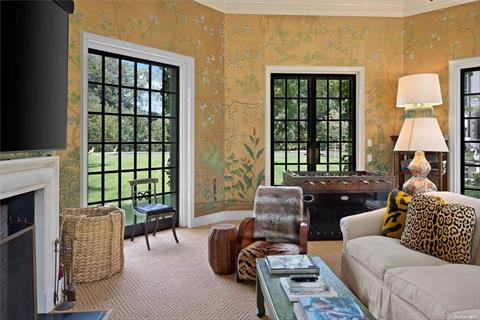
left=0, top=0, right=74, bottom=152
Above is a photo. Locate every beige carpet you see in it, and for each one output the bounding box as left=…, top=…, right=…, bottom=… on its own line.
left=74, top=222, right=342, bottom=320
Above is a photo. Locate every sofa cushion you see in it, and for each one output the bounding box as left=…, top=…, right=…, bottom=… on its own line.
left=346, top=236, right=448, bottom=280
left=237, top=241, right=300, bottom=281
left=382, top=190, right=411, bottom=238
left=401, top=194, right=476, bottom=264
left=385, top=264, right=480, bottom=320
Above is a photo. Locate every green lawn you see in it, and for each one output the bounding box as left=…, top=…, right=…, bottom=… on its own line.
left=88, top=151, right=174, bottom=225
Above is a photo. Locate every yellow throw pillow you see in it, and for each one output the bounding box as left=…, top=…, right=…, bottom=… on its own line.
left=381, top=190, right=411, bottom=238
left=400, top=194, right=476, bottom=264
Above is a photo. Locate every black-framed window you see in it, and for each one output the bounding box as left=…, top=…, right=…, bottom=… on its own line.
left=86, top=49, right=179, bottom=227
left=271, top=74, right=356, bottom=185
left=461, top=67, right=480, bottom=198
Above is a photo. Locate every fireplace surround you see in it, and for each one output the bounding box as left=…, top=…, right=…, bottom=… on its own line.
left=0, top=156, right=60, bottom=313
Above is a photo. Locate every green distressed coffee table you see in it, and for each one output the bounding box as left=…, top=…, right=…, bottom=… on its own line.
left=256, top=256, right=375, bottom=320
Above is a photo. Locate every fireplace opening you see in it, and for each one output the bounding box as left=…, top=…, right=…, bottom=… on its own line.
left=0, top=191, right=36, bottom=320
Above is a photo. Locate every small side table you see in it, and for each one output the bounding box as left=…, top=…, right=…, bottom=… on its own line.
left=208, top=224, right=237, bottom=274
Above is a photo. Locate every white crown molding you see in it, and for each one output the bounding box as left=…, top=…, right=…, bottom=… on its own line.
left=194, top=0, right=477, bottom=17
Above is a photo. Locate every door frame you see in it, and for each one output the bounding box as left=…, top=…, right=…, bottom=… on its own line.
left=264, top=66, right=365, bottom=185
left=449, top=56, right=480, bottom=193
left=80, top=32, right=195, bottom=228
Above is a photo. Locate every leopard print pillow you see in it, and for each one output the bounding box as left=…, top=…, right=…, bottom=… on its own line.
left=401, top=194, right=476, bottom=264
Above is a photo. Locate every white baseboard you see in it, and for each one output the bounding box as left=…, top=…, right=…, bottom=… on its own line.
left=192, top=210, right=253, bottom=228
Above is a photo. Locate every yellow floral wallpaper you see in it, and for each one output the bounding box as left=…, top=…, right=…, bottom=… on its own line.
left=1, top=1, right=478, bottom=217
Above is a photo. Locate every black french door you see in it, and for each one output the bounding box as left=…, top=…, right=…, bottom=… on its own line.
left=271, top=74, right=356, bottom=185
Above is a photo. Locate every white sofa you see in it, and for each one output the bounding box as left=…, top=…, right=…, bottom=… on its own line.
left=340, top=192, right=480, bottom=320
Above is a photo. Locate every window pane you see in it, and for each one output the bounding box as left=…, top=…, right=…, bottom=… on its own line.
left=287, top=99, right=298, bottom=119
left=151, top=65, right=163, bottom=90
left=165, top=67, right=177, bottom=92
left=165, top=93, right=176, bottom=117
left=341, top=99, right=351, bottom=120
left=165, top=119, right=175, bottom=142
left=136, top=144, right=149, bottom=169
left=273, top=121, right=285, bottom=141
left=105, top=86, right=119, bottom=113
left=299, top=79, right=308, bottom=98
left=319, top=143, right=327, bottom=163
left=121, top=60, right=135, bottom=87
left=152, top=92, right=163, bottom=116
left=121, top=172, right=134, bottom=198
left=165, top=168, right=176, bottom=192
left=316, top=164, right=327, bottom=171
left=341, top=80, right=350, bottom=97
left=341, top=143, right=352, bottom=163
left=274, top=99, right=286, bottom=119
left=88, top=114, right=102, bottom=142
left=104, top=173, right=119, bottom=201
left=329, top=121, right=340, bottom=141
left=299, top=99, right=308, bottom=119
left=151, top=170, right=164, bottom=194
left=286, top=146, right=299, bottom=163
left=329, top=99, right=340, bottom=119
left=121, top=89, right=134, bottom=114
left=121, top=144, right=134, bottom=170
left=105, top=115, right=119, bottom=142
left=299, top=143, right=307, bottom=163
left=328, top=143, right=340, bottom=163
left=151, top=118, right=163, bottom=142
left=274, top=143, right=286, bottom=164
left=329, top=164, right=340, bottom=171
left=137, top=90, right=149, bottom=115
left=316, top=121, right=327, bottom=141
left=316, top=79, right=327, bottom=98
left=274, top=79, right=285, bottom=97
left=104, top=57, right=119, bottom=85
left=137, top=63, right=149, bottom=89
left=287, top=79, right=298, bottom=98
left=465, top=143, right=480, bottom=165
left=88, top=84, right=102, bottom=112
left=105, top=144, right=118, bottom=171
left=88, top=174, right=102, bottom=203
left=121, top=116, right=134, bottom=142
left=165, top=144, right=176, bottom=167
left=88, top=144, right=102, bottom=173
left=329, top=79, right=340, bottom=98
left=88, top=54, right=102, bottom=82
left=341, top=121, right=350, bottom=141
left=151, top=144, right=163, bottom=168
left=465, top=166, right=480, bottom=190
left=287, top=164, right=299, bottom=173
left=464, top=95, right=480, bottom=117
left=464, top=70, right=480, bottom=94
left=316, top=99, right=327, bottom=120
left=274, top=165, right=285, bottom=185
left=465, top=119, right=480, bottom=141
left=286, top=121, right=298, bottom=141
left=137, top=117, right=149, bottom=142
left=299, top=121, right=308, bottom=141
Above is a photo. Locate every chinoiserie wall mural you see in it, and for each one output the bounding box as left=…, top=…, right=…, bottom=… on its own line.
left=0, top=1, right=478, bottom=217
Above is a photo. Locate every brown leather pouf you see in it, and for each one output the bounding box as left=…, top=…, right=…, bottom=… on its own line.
left=208, top=224, right=237, bottom=274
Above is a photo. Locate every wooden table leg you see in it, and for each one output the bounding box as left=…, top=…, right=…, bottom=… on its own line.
left=256, top=274, right=265, bottom=317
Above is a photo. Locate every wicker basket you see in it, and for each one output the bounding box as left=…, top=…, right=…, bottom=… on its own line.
left=60, top=206, right=125, bottom=283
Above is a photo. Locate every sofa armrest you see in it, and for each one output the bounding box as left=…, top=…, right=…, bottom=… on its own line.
left=299, top=222, right=308, bottom=254
left=237, top=217, right=255, bottom=254
left=340, top=208, right=385, bottom=248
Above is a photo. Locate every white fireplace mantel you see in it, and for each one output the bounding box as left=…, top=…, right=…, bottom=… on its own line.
left=0, top=156, right=60, bottom=313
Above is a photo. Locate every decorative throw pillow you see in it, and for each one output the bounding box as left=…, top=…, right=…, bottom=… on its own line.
left=382, top=190, right=411, bottom=238
left=400, top=194, right=476, bottom=264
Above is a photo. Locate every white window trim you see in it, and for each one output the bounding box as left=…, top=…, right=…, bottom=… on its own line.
left=264, top=66, right=365, bottom=185
left=448, top=56, right=480, bottom=193
left=80, top=32, right=195, bottom=228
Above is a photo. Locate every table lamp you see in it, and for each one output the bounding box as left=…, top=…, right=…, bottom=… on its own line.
left=394, top=73, right=448, bottom=195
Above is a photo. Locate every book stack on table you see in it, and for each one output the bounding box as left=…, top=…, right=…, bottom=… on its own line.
left=293, top=296, right=365, bottom=320
left=266, top=255, right=320, bottom=275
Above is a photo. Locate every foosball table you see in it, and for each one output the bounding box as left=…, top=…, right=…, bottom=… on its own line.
left=283, top=171, right=395, bottom=240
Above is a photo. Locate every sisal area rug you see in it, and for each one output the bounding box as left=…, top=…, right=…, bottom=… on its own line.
left=74, top=222, right=342, bottom=320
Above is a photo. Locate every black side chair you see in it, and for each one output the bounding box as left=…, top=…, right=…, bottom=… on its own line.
left=129, top=178, right=179, bottom=250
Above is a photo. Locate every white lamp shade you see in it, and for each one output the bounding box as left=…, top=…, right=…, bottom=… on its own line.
left=394, top=117, right=448, bottom=152
left=396, top=73, right=443, bottom=108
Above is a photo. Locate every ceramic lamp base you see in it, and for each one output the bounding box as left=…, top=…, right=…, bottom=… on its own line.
left=402, top=150, right=437, bottom=196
